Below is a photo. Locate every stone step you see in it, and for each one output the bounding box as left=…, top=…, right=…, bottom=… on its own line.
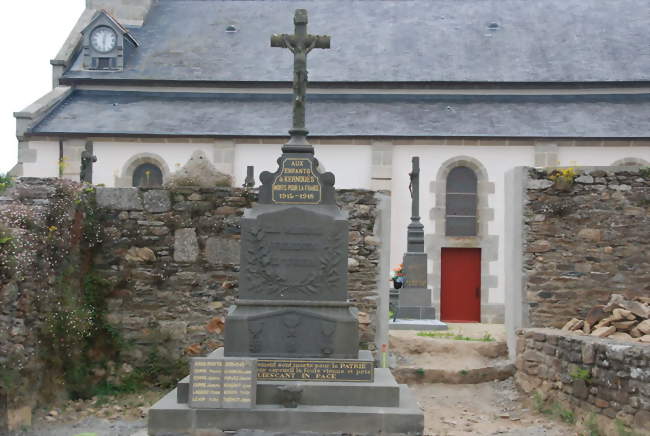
left=149, top=385, right=423, bottom=435
left=177, top=368, right=400, bottom=407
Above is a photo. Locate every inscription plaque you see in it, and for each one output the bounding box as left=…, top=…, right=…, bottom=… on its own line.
left=272, top=157, right=322, bottom=205
left=257, top=358, right=373, bottom=382
left=240, top=207, right=346, bottom=301
left=189, top=358, right=256, bottom=409
left=404, top=259, right=427, bottom=288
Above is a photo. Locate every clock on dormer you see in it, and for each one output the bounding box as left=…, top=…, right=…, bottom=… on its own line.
left=81, top=10, right=139, bottom=71
left=90, top=26, right=117, bottom=53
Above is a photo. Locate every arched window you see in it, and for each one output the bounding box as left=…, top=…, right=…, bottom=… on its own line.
left=445, top=166, right=478, bottom=236
left=132, top=163, right=163, bottom=187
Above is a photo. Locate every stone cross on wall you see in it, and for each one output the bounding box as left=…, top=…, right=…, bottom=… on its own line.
left=244, top=165, right=255, bottom=188
left=80, top=141, right=97, bottom=184
left=271, top=9, right=330, bottom=152
left=407, top=157, right=424, bottom=253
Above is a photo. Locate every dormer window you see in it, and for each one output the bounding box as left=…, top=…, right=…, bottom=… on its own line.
left=91, top=26, right=117, bottom=53
left=81, top=10, right=139, bottom=71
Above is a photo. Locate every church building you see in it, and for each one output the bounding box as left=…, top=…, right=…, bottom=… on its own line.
left=11, top=0, right=650, bottom=323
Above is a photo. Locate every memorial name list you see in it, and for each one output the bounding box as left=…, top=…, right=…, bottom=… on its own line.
left=189, top=358, right=256, bottom=409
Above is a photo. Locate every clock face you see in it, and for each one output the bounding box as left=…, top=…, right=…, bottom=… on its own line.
left=90, top=26, right=117, bottom=53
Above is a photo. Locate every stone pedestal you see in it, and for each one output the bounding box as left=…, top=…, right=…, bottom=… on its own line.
left=224, top=203, right=359, bottom=359
left=393, top=252, right=441, bottom=329
left=149, top=149, right=424, bottom=434
left=149, top=349, right=423, bottom=435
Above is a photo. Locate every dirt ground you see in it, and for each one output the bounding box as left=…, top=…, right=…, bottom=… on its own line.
left=414, top=378, right=574, bottom=436
left=392, top=325, right=574, bottom=435
left=389, top=327, right=508, bottom=371
left=21, top=380, right=575, bottom=436
left=18, top=325, right=576, bottom=436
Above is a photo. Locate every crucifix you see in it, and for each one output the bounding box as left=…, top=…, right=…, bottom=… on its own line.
left=271, top=9, right=330, bottom=153
left=80, top=141, right=97, bottom=184
left=407, top=156, right=424, bottom=253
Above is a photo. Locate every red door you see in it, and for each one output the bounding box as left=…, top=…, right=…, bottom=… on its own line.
left=441, top=248, right=481, bottom=322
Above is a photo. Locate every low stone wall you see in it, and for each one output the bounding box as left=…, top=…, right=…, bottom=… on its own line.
left=94, top=186, right=381, bottom=366
left=524, top=167, right=650, bottom=327
left=515, top=328, right=650, bottom=435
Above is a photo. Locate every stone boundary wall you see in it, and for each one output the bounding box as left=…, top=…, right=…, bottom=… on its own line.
left=0, top=179, right=380, bottom=430
left=515, top=328, right=650, bottom=435
left=524, top=167, right=650, bottom=327
left=92, top=186, right=381, bottom=364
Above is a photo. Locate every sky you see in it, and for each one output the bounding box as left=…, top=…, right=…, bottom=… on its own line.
left=0, top=1, right=85, bottom=174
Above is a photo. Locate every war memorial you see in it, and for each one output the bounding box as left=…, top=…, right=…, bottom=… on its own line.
left=147, top=10, right=424, bottom=435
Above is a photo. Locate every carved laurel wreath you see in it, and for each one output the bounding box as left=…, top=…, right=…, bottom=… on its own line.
left=246, top=223, right=342, bottom=297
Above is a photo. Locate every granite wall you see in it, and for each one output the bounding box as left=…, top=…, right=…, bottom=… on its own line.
left=0, top=178, right=381, bottom=430
left=0, top=178, right=89, bottom=429
left=524, top=167, right=650, bottom=327
left=94, top=186, right=381, bottom=366
left=516, top=328, right=650, bottom=435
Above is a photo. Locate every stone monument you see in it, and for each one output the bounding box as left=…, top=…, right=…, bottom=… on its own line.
left=148, top=9, right=423, bottom=434
left=391, top=157, right=446, bottom=330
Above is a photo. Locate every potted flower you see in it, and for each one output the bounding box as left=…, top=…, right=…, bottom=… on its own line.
left=391, top=264, right=406, bottom=289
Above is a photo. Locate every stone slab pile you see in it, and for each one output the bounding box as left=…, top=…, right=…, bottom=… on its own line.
left=562, top=293, right=650, bottom=343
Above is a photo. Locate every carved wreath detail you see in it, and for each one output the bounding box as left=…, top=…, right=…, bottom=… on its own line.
left=246, top=223, right=342, bottom=297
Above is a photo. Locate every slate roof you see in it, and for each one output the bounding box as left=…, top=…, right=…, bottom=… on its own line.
left=30, top=91, right=650, bottom=138
left=62, top=0, right=650, bottom=83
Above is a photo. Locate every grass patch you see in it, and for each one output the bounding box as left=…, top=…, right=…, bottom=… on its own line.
left=584, top=413, right=602, bottom=436
left=570, top=367, right=592, bottom=383
left=615, top=418, right=640, bottom=436
left=532, top=390, right=575, bottom=425
left=417, top=331, right=495, bottom=342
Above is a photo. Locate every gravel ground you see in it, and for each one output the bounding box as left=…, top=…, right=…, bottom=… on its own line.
left=13, top=325, right=575, bottom=436
left=413, top=378, right=575, bottom=436
left=16, top=377, right=575, bottom=436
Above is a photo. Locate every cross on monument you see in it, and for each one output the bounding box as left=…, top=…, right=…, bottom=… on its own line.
left=271, top=9, right=330, bottom=153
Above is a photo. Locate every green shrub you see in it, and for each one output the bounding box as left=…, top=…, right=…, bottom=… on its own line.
left=0, top=173, right=13, bottom=194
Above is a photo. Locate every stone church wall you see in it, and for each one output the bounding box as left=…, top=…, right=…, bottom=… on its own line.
left=523, top=166, right=650, bottom=327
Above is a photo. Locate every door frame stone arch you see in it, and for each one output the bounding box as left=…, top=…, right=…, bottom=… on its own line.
left=427, top=156, right=502, bottom=323
left=115, top=153, right=171, bottom=187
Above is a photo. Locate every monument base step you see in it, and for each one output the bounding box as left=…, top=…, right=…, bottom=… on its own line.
left=396, top=305, right=436, bottom=320
left=177, top=368, right=400, bottom=408
left=148, top=384, right=423, bottom=435
left=389, top=319, right=448, bottom=331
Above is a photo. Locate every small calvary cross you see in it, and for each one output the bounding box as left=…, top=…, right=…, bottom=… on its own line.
left=271, top=9, right=330, bottom=150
